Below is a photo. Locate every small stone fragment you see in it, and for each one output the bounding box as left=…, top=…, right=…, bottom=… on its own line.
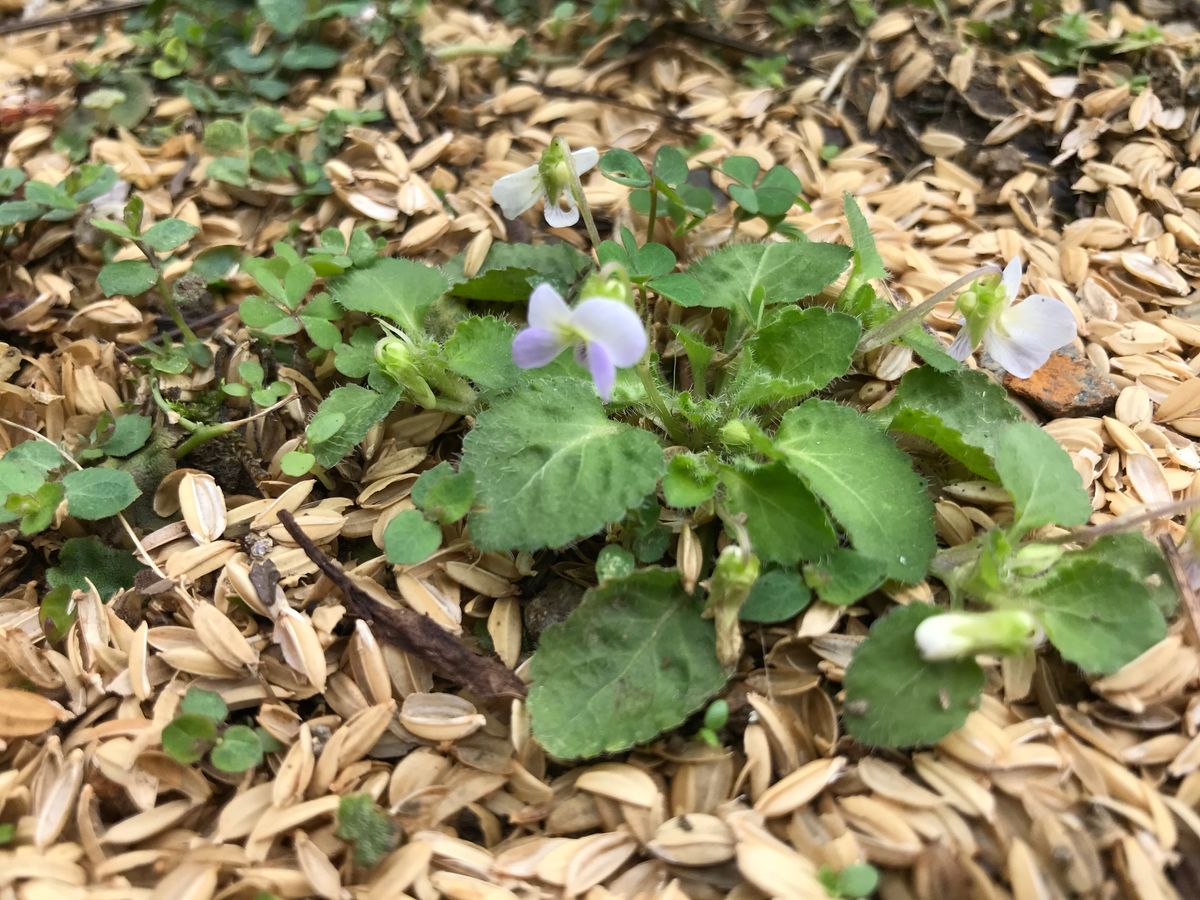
left=997, top=346, right=1120, bottom=417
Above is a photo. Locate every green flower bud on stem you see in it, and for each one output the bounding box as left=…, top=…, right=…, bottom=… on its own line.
left=705, top=545, right=760, bottom=669
left=914, top=609, right=1042, bottom=662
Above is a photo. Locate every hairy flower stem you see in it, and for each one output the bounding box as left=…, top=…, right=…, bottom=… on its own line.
left=646, top=176, right=659, bottom=245
left=136, top=239, right=200, bottom=344
left=636, top=359, right=689, bottom=446
left=857, top=264, right=1001, bottom=353
left=567, top=165, right=602, bottom=251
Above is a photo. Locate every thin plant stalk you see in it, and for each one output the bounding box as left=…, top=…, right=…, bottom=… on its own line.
left=857, top=264, right=1001, bottom=353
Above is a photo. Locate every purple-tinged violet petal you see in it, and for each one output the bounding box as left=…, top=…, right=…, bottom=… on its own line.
left=527, top=283, right=572, bottom=331
left=581, top=340, right=617, bottom=401
left=947, top=329, right=973, bottom=362
left=512, top=327, right=568, bottom=369
left=569, top=298, right=648, bottom=367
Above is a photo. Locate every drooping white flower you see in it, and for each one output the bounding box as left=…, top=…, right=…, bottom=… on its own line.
left=914, top=609, right=1043, bottom=662
left=491, top=137, right=599, bottom=228
left=948, top=257, right=1077, bottom=379
left=87, top=179, right=131, bottom=221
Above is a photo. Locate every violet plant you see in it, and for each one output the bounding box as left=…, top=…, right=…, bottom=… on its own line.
left=230, top=138, right=1179, bottom=757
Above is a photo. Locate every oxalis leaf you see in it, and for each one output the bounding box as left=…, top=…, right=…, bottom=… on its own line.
left=996, top=421, right=1091, bottom=534
left=774, top=399, right=935, bottom=582
left=1020, top=557, right=1166, bottom=674
left=461, top=378, right=664, bottom=551
left=649, top=241, right=851, bottom=316
left=329, top=258, right=448, bottom=335
left=730, top=306, right=860, bottom=407
left=528, top=568, right=727, bottom=758
left=886, top=368, right=1021, bottom=479
left=843, top=603, right=985, bottom=747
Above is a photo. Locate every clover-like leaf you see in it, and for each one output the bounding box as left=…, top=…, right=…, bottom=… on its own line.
left=141, top=219, right=199, bottom=253
left=210, top=725, right=264, bottom=772
left=529, top=568, right=726, bottom=758
left=336, top=794, right=397, bottom=868
left=97, top=260, right=158, bottom=298
left=843, top=603, right=985, bottom=747
left=382, top=510, right=442, bottom=565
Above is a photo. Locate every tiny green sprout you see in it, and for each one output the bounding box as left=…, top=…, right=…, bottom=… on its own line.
left=819, top=862, right=880, bottom=899
left=697, top=697, right=729, bottom=745
left=373, top=331, right=437, bottom=409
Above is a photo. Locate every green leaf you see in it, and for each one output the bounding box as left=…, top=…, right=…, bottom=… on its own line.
left=257, top=0, right=306, bottom=35
left=0, top=167, right=26, bottom=196
left=161, top=714, right=218, bottom=764
left=599, top=149, right=651, bottom=188
left=886, top=368, right=1021, bottom=479
left=307, top=385, right=399, bottom=468
left=141, top=219, right=199, bottom=253
left=837, top=864, right=881, bottom=899
left=753, top=166, right=801, bottom=217
left=281, top=43, right=342, bottom=70
left=662, top=452, right=718, bottom=508
left=803, top=548, right=888, bottom=606
left=653, top=146, right=688, bottom=186
left=203, top=119, right=248, bottom=154
left=529, top=569, right=726, bottom=758
left=444, top=316, right=521, bottom=391
left=98, top=414, right=153, bottom=458
left=416, top=470, right=475, bottom=525
left=90, top=218, right=136, bottom=240
left=180, top=687, right=229, bottom=723
left=302, top=316, right=342, bottom=350
left=0, top=457, right=45, bottom=500
left=40, top=586, right=75, bottom=644
left=597, top=227, right=676, bottom=282
left=721, top=462, right=837, bottom=565
left=18, top=481, right=62, bottom=535
left=280, top=450, right=316, bottom=477
left=383, top=510, right=442, bottom=564
left=843, top=603, right=985, bottom=747
left=731, top=307, right=860, bottom=406
left=1021, top=558, right=1166, bottom=674
left=97, top=260, right=158, bottom=298
left=0, top=200, right=44, bottom=227
left=210, top=725, right=264, bottom=773
left=649, top=242, right=851, bottom=316
left=596, top=544, right=636, bottom=583
left=462, top=378, right=664, bottom=551
left=329, top=258, right=447, bottom=335
left=46, top=536, right=142, bottom=600
left=0, top=823, right=13, bottom=845
left=995, top=421, right=1092, bottom=534
left=192, top=245, right=243, bottom=283
left=4, top=441, right=64, bottom=474
left=62, top=468, right=140, bottom=520
left=283, top=263, right=316, bottom=309
left=722, top=156, right=760, bottom=185
left=1067, top=533, right=1175, bottom=615
left=336, top=794, right=397, bottom=869
left=239, top=296, right=288, bottom=331
left=775, top=400, right=935, bottom=582
left=443, top=242, right=592, bottom=302
left=843, top=194, right=886, bottom=282
left=740, top=568, right=812, bottom=623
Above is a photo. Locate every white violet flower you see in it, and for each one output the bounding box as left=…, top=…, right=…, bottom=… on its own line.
left=915, top=610, right=1043, bottom=662
left=87, top=178, right=131, bottom=222
left=948, top=257, right=1077, bottom=379
left=491, top=137, right=599, bottom=229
